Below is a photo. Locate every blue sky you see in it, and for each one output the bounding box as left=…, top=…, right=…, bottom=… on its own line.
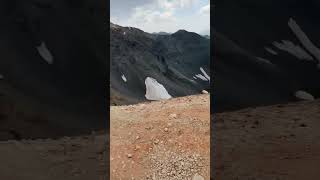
left=110, top=0, right=210, bottom=35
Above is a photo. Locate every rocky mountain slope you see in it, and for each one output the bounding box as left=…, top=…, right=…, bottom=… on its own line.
left=213, top=0, right=320, bottom=112
left=110, top=23, right=210, bottom=105
left=0, top=0, right=107, bottom=139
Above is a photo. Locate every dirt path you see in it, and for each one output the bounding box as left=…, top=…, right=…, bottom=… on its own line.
left=214, top=100, right=320, bottom=180
left=111, top=94, right=210, bottom=180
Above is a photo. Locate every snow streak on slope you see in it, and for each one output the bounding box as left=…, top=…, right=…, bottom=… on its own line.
left=145, top=77, right=172, bottom=101
left=264, top=47, right=278, bottom=55
left=121, top=74, right=127, bottom=82
left=273, top=40, right=314, bottom=61
left=200, top=67, right=210, bottom=81
left=195, top=74, right=208, bottom=81
left=37, top=42, right=54, bottom=64
left=288, top=18, right=320, bottom=65
left=256, top=57, right=273, bottom=65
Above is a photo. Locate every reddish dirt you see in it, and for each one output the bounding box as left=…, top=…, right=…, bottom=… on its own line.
left=214, top=100, right=320, bottom=180
left=110, top=94, right=210, bottom=179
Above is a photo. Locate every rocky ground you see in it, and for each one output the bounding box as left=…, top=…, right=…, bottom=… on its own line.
left=0, top=132, right=107, bottom=180
left=214, top=99, right=320, bottom=180
left=110, top=94, right=210, bottom=180
left=2, top=94, right=318, bottom=180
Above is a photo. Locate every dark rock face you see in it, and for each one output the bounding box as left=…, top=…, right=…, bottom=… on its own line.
left=0, top=0, right=107, bottom=139
left=213, top=0, right=320, bottom=112
left=110, top=23, right=210, bottom=105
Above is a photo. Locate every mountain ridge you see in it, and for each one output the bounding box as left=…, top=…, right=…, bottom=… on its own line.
left=110, top=22, right=210, bottom=105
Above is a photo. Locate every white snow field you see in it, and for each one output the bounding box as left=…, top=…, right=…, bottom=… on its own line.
left=145, top=77, right=172, bottom=101
left=294, top=90, right=315, bottom=101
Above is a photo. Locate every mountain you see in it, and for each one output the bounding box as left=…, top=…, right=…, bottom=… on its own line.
left=213, top=0, right=320, bottom=112
left=0, top=0, right=107, bottom=139
left=110, top=23, right=210, bottom=105
left=203, top=35, right=210, bottom=39
left=152, top=31, right=171, bottom=35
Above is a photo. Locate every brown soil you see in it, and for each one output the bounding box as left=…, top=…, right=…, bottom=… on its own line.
left=214, top=100, right=320, bottom=180
left=110, top=94, right=210, bottom=179
left=0, top=132, right=106, bottom=180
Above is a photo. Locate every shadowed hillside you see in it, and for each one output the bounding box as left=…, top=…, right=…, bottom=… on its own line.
left=110, top=23, right=210, bottom=105
left=213, top=0, right=320, bottom=112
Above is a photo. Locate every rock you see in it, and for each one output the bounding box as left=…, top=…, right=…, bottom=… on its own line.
left=192, top=173, right=204, bottom=180
left=134, top=145, right=140, bottom=151
left=127, top=154, right=133, bottom=158
left=164, top=128, right=169, bottom=132
left=169, top=114, right=177, bottom=119
left=201, top=90, right=209, bottom=94
left=154, top=139, right=160, bottom=144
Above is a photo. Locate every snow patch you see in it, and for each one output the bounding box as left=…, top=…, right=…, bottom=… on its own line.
left=121, top=74, right=127, bottom=82
left=256, top=57, right=273, bottom=64
left=195, top=74, right=208, bottom=81
left=145, top=77, right=172, bottom=101
left=288, top=18, right=320, bottom=65
left=264, top=47, right=278, bottom=55
left=273, top=40, right=314, bottom=61
left=200, top=67, right=210, bottom=81
left=37, top=42, right=54, bottom=64
left=294, top=90, right=315, bottom=101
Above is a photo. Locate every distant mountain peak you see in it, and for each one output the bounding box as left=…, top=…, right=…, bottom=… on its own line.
left=110, top=22, right=121, bottom=29
left=152, top=32, right=171, bottom=35
left=175, top=29, right=189, bottom=34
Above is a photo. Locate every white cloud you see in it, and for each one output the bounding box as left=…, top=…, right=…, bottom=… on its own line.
left=113, top=0, right=209, bottom=34
left=199, top=3, right=210, bottom=15
left=158, top=0, right=199, bottom=10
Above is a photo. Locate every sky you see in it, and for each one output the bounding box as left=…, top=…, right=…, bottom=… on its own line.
left=110, top=0, right=210, bottom=35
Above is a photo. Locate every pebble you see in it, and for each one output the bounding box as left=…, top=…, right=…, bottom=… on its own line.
left=134, top=145, right=141, bottom=151
left=154, top=139, right=160, bottom=144
left=127, top=154, right=133, bottom=158
left=169, top=114, right=177, bottom=119
left=192, top=173, right=204, bottom=180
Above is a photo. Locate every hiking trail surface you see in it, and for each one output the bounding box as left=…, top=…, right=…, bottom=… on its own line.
left=111, top=94, right=210, bottom=179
